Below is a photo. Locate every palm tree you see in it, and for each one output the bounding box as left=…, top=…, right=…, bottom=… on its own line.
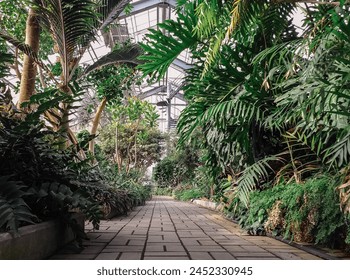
left=0, top=0, right=133, bottom=139
left=18, top=8, right=40, bottom=106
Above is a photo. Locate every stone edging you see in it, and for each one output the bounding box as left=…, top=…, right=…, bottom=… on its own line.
left=0, top=213, right=84, bottom=260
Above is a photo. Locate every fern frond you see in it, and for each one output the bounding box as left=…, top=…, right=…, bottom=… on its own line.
left=236, top=156, right=286, bottom=207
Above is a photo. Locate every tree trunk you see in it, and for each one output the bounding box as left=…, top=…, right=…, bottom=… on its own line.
left=89, top=97, right=107, bottom=155
left=114, top=125, right=122, bottom=171
left=18, top=8, right=40, bottom=108
left=134, top=129, right=137, bottom=167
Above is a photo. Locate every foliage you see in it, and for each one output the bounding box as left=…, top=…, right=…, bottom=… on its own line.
left=98, top=97, right=163, bottom=172
left=140, top=0, right=350, bottom=237
left=153, top=187, right=173, bottom=196
left=84, top=43, right=142, bottom=75
left=0, top=46, right=12, bottom=88
left=0, top=109, right=154, bottom=235
left=97, top=160, right=152, bottom=210
left=0, top=113, right=101, bottom=234
left=229, top=176, right=348, bottom=247
left=173, top=186, right=207, bottom=201
left=0, top=0, right=54, bottom=58
left=86, top=63, right=136, bottom=103
left=0, top=176, right=36, bottom=233
left=0, top=0, right=153, bottom=240
left=153, top=146, right=199, bottom=188
left=153, top=156, right=179, bottom=188
left=76, top=129, right=92, bottom=151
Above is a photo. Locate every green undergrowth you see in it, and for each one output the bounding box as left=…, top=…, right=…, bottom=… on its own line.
left=0, top=114, right=152, bottom=240
left=173, top=186, right=207, bottom=201
left=225, top=176, right=349, bottom=248
left=153, top=187, right=173, bottom=196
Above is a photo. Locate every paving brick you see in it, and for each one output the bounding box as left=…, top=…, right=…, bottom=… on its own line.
left=272, top=252, right=303, bottom=260
left=50, top=196, right=323, bottom=260
left=80, top=245, right=105, bottom=254
left=102, top=246, right=143, bottom=253
left=119, top=252, right=142, bottom=260
left=144, top=252, right=188, bottom=257
left=189, top=252, right=213, bottom=260
left=128, top=239, right=146, bottom=246
left=295, top=253, right=322, bottom=260
left=163, top=237, right=181, bottom=243
left=95, top=253, right=119, bottom=260
left=210, top=252, right=235, bottom=260
left=240, top=246, right=269, bottom=252
left=185, top=245, right=226, bottom=252
left=145, top=244, right=166, bottom=251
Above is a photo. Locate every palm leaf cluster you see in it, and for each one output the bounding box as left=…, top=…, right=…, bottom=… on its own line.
left=139, top=0, right=350, bottom=206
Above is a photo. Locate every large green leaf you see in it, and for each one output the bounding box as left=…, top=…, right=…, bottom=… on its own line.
left=0, top=176, right=36, bottom=233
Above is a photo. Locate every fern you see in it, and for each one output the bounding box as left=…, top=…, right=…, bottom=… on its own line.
left=236, top=156, right=285, bottom=207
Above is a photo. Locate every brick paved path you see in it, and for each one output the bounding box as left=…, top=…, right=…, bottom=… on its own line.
left=50, top=196, right=321, bottom=260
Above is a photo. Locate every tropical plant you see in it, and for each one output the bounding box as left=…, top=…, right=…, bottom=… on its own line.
left=98, top=97, right=163, bottom=172
left=0, top=0, right=133, bottom=135
left=0, top=176, right=37, bottom=234
left=140, top=0, right=350, bottom=211
left=232, top=176, right=348, bottom=247
left=86, top=63, right=137, bottom=156
left=153, top=145, right=199, bottom=188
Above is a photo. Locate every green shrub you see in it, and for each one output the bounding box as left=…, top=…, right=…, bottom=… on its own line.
left=153, top=147, right=199, bottom=188
left=228, top=176, right=348, bottom=247
left=153, top=187, right=173, bottom=196
left=0, top=115, right=104, bottom=234
left=172, top=186, right=206, bottom=201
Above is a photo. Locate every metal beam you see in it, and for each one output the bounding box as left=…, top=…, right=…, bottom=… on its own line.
left=150, top=103, right=186, bottom=106
left=172, top=93, right=186, bottom=102
left=119, top=0, right=177, bottom=19
left=172, top=58, right=193, bottom=71
left=137, top=85, right=167, bottom=100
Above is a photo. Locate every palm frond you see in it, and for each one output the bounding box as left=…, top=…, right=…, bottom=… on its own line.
left=0, top=30, right=44, bottom=69
left=33, top=0, right=98, bottom=84
left=226, top=0, right=248, bottom=40
left=83, top=44, right=142, bottom=75
left=325, top=130, right=350, bottom=169
left=236, top=155, right=286, bottom=207
left=0, top=48, right=13, bottom=87
left=99, top=0, right=132, bottom=30
left=193, top=0, right=221, bottom=39
left=177, top=102, right=207, bottom=146
left=138, top=2, right=198, bottom=81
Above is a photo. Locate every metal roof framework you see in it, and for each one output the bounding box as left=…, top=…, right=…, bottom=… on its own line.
left=2, top=0, right=191, bottom=132
left=102, top=0, right=192, bottom=131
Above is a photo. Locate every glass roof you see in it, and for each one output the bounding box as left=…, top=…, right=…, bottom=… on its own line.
left=100, top=0, right=191, bottom=132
